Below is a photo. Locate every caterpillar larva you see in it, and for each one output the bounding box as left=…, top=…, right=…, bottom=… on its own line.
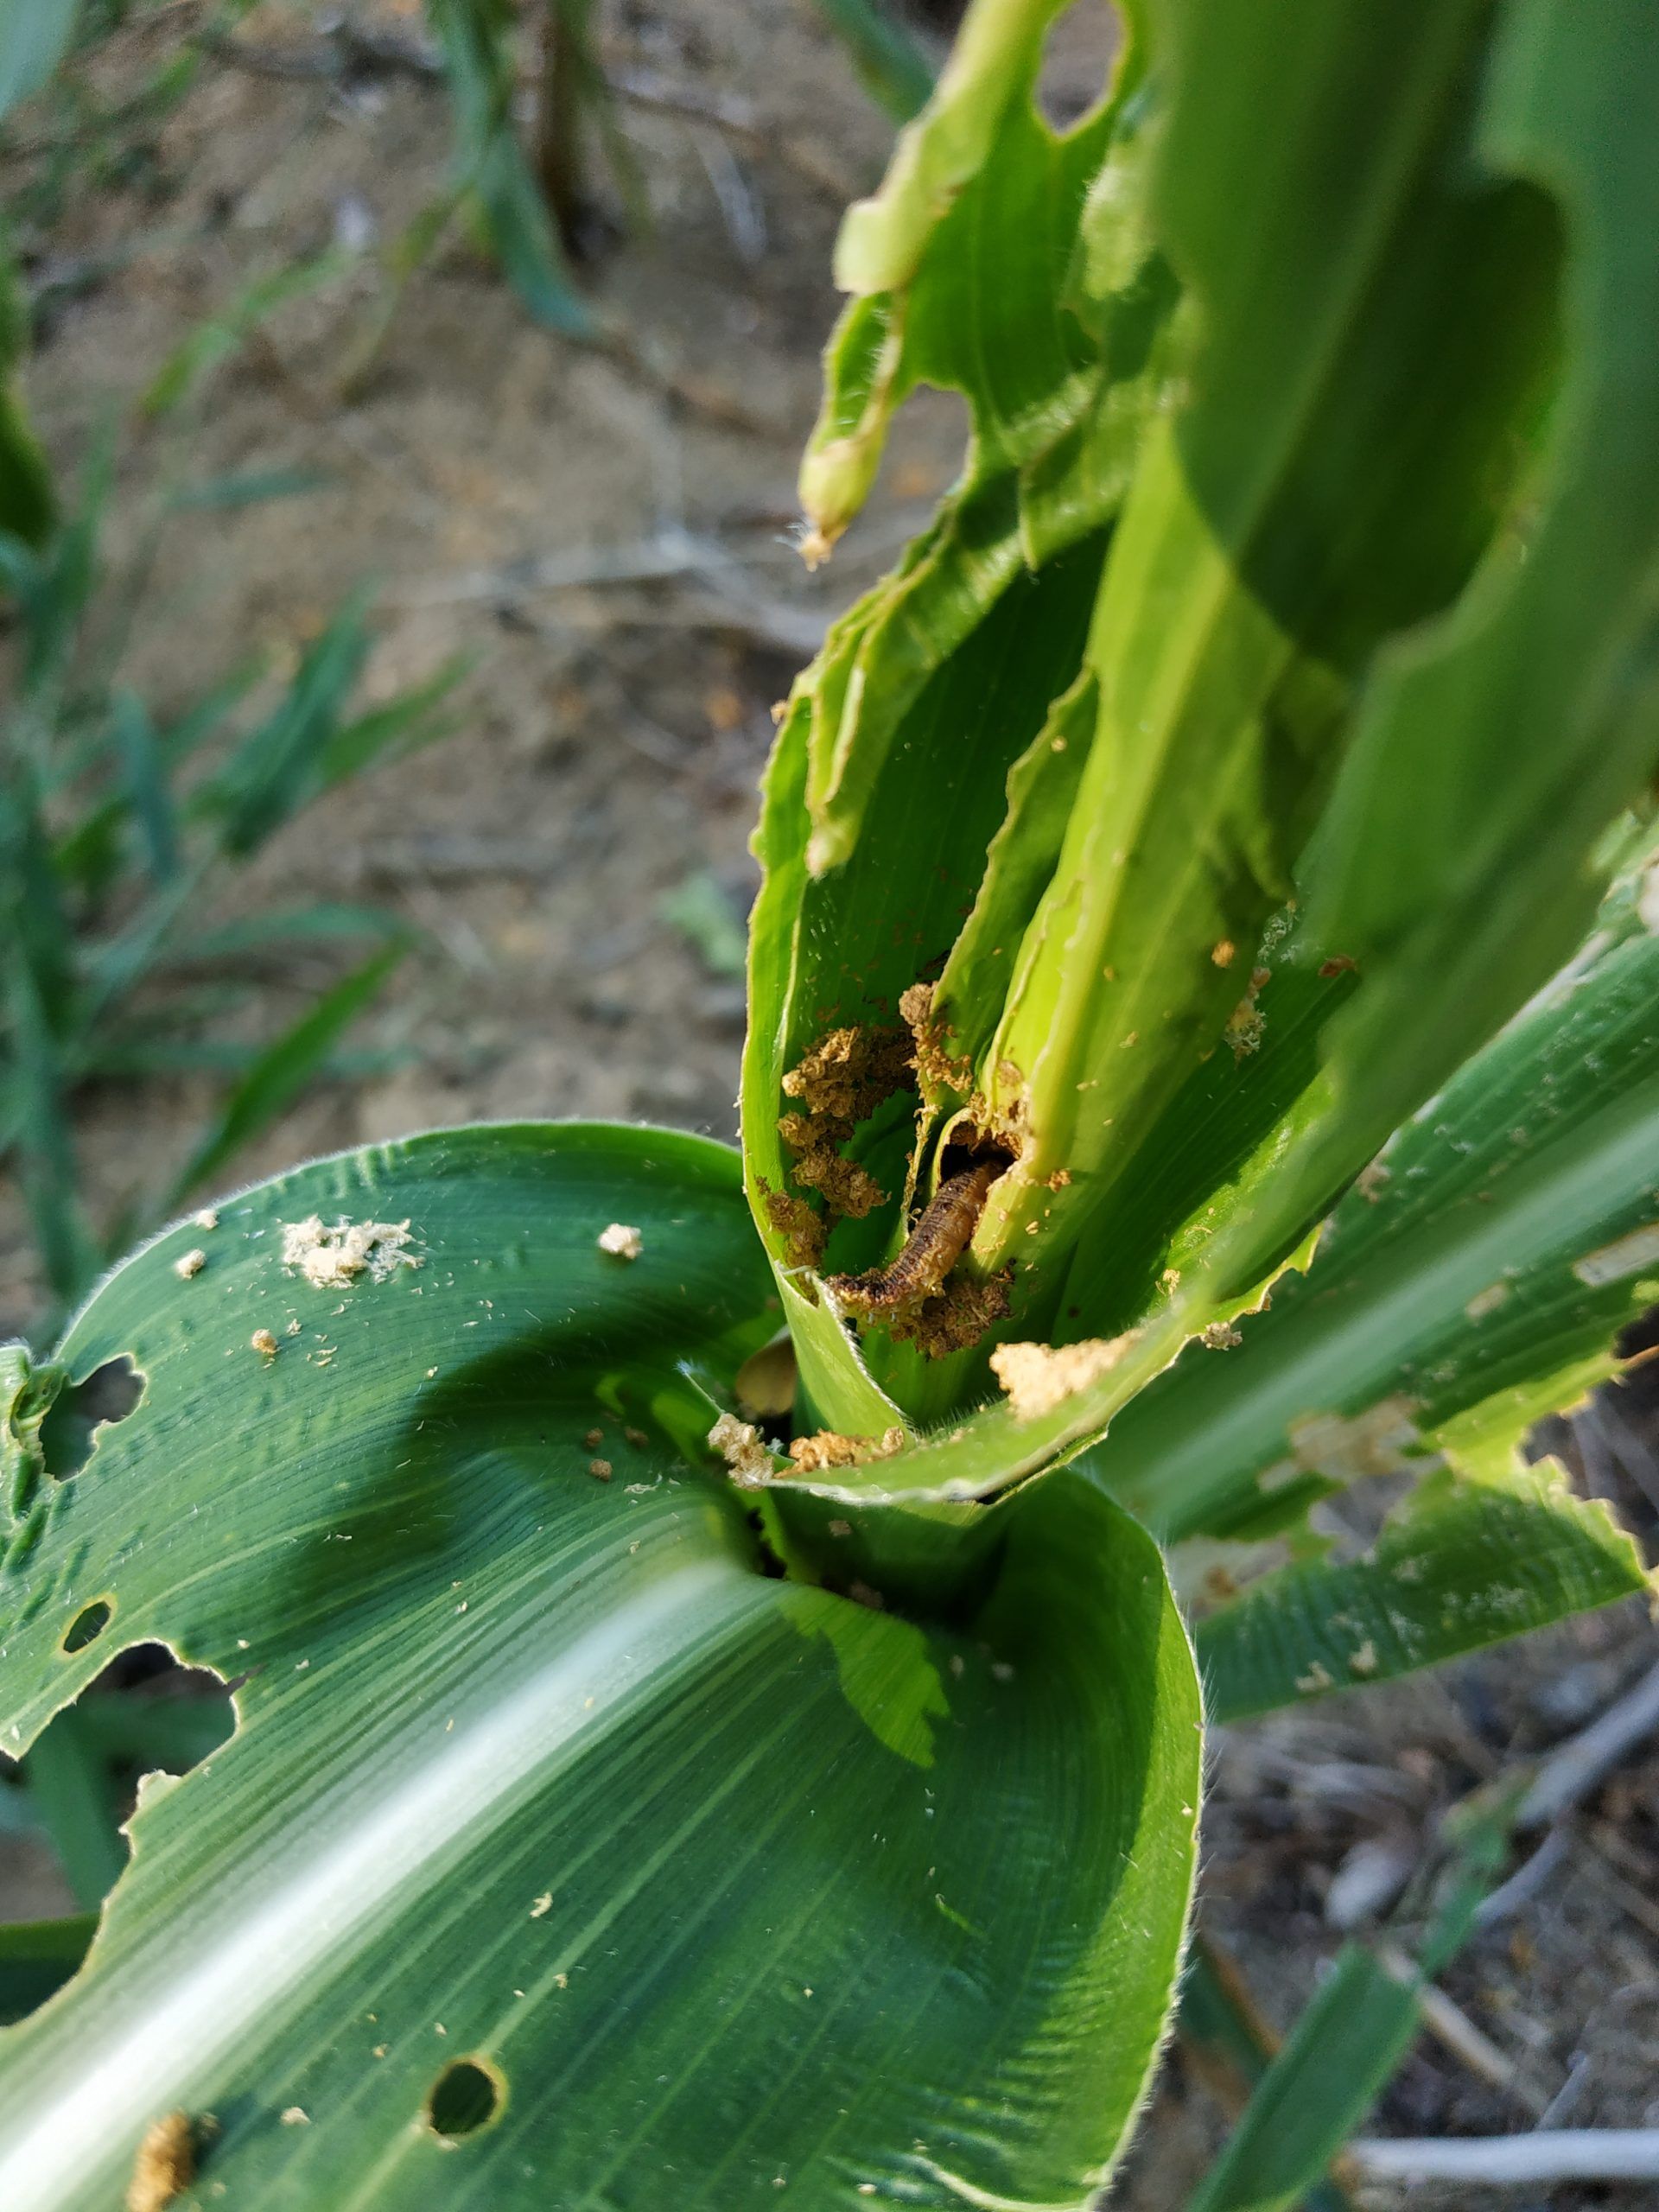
left=824, top=1160, right=1000, bottom=1316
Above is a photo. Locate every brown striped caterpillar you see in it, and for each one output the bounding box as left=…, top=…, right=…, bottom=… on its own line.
left=824, top=1160, right=1000, bottom=1316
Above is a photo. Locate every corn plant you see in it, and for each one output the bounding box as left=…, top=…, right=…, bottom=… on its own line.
left=3, top=3, right=1659, bottom=2207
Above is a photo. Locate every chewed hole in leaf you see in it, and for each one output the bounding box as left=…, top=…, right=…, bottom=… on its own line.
left=427, top=2057, right=505, bottom=2139
left=40, top=1355, right=144, bottom=1480
left=3, top=1647, right=236, bottom=2020
left=62, top=1601, right=113, bottom=1655
left=1036, top=0, right=1120, bottom=132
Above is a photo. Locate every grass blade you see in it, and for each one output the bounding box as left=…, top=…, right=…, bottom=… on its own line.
left=0, top=232, right=54, bottom=548
left=10, top=427, right=111, bottom=705
left=111, top=687, right=178, bottom=883
left=164, top=940, right=406, bottom=1205
left=196, top=594, right=372, bottom=855
left=0, top=766, right=95, bottom=1306
left=141, top=249, right=351, bottom=420
left=1177, top=1942, right=1357, bottom=2212
left=162, top=465, right=334, bottom=514
left=810, top=0, right=935, bottom=123
left=315, top=653, right=467, bottom=790
left=156, top=902, right=404, bottom=967
left=1187, top=1947, right=1420, bottom=2212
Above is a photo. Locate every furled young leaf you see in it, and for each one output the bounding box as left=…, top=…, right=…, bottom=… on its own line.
left=795, top=17, right=1163, bottom=849
left=743, top=10, right=1172, bottom=1417
left=743, top=528, right=1113, bottom=1424
left=747, top=0, right=1658, bottom=1450
left=1196, top=0, right=1659, bottom=1296
left=0, top=1126, right=1200, bottom=2212
left=766, top=842, right=1659, bottom=1711
left=963, top=0, right=1564, bottom=1295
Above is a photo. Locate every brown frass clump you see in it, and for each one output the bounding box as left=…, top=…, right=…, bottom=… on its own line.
left=786, top=1425, right=905, bottom=1472
left=775, top=994, right=1013, bottom=1356
left=127, top=2113, right=196, bottom=2212
left=780, top=1021, right=913, bottom=1127
left=887, top=1269, right=1014, bottom=1358
left=899, top=982, right=974, bottom=1097
left=772, top=1015, right=918, bottom=1252
left=776, top=1115, right=887, bottom=1218
left=758, top=1178, right=828, bottom=1270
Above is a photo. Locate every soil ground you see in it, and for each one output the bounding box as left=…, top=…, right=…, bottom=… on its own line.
left=3, top=7, right=1657, bottom=2207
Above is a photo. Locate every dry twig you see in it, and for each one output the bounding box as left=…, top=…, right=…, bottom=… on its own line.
left=1350, top=2126, right=1659, bottom=2185
left=1517, top=1656, right=1659, bottom=1828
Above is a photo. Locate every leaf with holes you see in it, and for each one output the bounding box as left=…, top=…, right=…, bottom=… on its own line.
left=0, top=1123, right=1200, bottom=2210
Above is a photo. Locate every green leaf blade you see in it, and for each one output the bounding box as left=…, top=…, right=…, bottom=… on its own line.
left=1197, top=1459, right=1650, bottom=1724
left=0, top=1126, right=1200, bottom=2211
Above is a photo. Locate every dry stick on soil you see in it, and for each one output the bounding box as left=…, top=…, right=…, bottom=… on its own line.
left=198, top=24, right=442, bottom=82
left=1586, top=1810, right=1659, bottom=1889
left=1516, top=1656, right=1659, bottom=1828
left=1348, top=2127, right=1659, bottom=2186
left=1566, top=1828, right=1659, bottom=1943
left=607, top=66, right=861, bottom=200
left=1472, top=1826, right=1572, bottom=1928
left=1373, top=1942, right=1548, bottom=2117
left=387, top=529, right=828, bottom=656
